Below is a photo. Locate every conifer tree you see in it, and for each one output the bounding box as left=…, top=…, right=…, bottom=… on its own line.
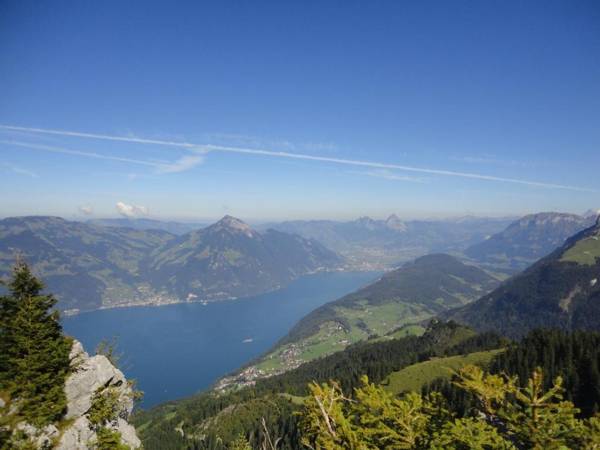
left=1, top=261, right=71, bottom=426
left=299, top=366, right=600, bottom=449
left=0, top=278, right=17, bottom=386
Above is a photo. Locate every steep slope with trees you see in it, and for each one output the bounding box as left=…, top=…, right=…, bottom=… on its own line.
left=448, top=217, right=600, bottom=338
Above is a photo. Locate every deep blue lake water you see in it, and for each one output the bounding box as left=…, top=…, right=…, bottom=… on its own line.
left=62, top=271, right=379, bottom=408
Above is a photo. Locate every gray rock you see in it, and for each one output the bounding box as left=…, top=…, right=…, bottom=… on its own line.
left=56, top=416, right=95, bottom=450
left=56, top=416, right=142, bottom=450
left=112, top=417, right=142, bottom=449
left=0, top=397, right=5, bottom=408
left=69, top=339, right=89, bottom=367
left=59, top=340, right=140, bottom=448
left=64, top=344, right=133, bottom=419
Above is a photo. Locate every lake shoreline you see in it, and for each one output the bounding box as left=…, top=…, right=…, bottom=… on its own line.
left=61, top=267, right=379, bottom=317
left=62, top=271, right=381, bottom=407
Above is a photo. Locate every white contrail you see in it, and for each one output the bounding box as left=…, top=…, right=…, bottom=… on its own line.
left=0, top=140, right=163, bottom=168
left=0, top=124, right=595, bottom=192
left=0, top=140, right=205, bottom=174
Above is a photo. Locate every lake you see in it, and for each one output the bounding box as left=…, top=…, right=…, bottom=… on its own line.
left=62, top=271, right=379, bottom=408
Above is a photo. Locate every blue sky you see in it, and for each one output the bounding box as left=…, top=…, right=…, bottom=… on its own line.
left=1, top=1, right=599, bottom=222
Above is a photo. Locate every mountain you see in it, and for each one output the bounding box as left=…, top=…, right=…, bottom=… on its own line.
left=0, top=215, right=343, bottom=313
left=146, top=215, right=343, bottom=302
left=583, top=208, right=600, bottom=219
left=88, top=217, right=206, bottom=235
left=0, top=216, right=175, bottom=313
left=465, top=212, right=594, bottom=270
left=264, top=215, right=514, bottom=269
left=447, top=216, right=600, bottom=338
left=222, top=253, right=500, bottom=386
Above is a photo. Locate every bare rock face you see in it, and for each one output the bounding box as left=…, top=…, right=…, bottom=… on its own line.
left=56, top=416, right=140, bottom=450
left=55, top=340, right=141, bottom=449
left=63, top=342, right=133, bottom=420
left=55, top=417, right=95, bottom=450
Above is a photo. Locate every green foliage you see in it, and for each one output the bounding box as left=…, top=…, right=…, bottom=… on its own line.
left=299, top=365, right=600, bottom=449
left=89, top=386, right=123, bottom=428
left=228, top=434, right=252, bottom=450
left=0, top=261, right=71, bottom=427
left=430, top=418, right=513, bottom=450
left=88, top=386, right=132, bottom=449
left=491, top=328, right=600, bottom=416
left=96, top=337, right=122, bottom=367
left=93, top=427, right=131, bottom=450
left=0, top=429, right=39, bottom=450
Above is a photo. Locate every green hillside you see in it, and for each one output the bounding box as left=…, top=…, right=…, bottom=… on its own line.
left=228, top=254, right=499, bottom=386
left=382, top=348, right=504, bottom=394
left=560, top=234, right=600, bottom=265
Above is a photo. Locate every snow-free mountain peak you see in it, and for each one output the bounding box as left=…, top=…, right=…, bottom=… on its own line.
left=583, top=208, right=600, bottom=219
left=212, top=215, right=254, bottom=235
left=385, top=214, right=407, bottom=231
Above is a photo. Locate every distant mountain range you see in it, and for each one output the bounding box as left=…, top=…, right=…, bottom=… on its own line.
left=447, top=216, right=600, bottom=338
left=88, top=217, right=207, bottom=235
left=465, top=212, right=596, bottom=270
left=0, top=216, right=343, bottom=313
left=263, top=215, right=515, bottom=269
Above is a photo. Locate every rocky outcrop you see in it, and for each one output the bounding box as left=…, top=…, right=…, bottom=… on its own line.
left=56, top=340, right=141, bottom=449
left=4, top=340, right=141, bottom=449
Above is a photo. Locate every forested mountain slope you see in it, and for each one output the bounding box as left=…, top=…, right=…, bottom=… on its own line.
left=448, top=216, right=600, bottom=337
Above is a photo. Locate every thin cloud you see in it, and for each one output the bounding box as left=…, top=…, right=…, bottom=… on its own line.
left=78, top=205, right=93, bottom=215
left=156, top=154, right=204, bottom=173
left=0, top=162, right=38, bottom=178
left=450, top=155, right=541, bottom=169
left=0, top=125, right=596, bottom=193
left=357, top=169, right=427, bottom=183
